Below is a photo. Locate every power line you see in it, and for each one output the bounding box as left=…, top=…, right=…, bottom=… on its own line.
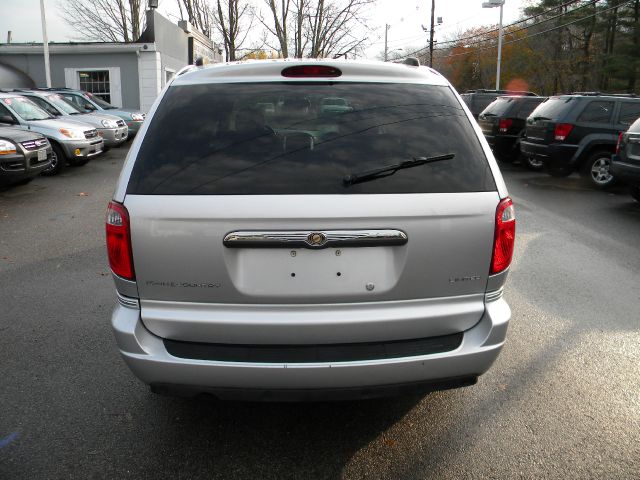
left=399, top=0, right=589, bottom=59
left=439, top=0, right=634, bottom=59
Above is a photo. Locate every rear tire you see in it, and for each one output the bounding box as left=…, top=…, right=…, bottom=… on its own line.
left=630, top=186, right=640, bottom=203
left=581, top=150, right=616, bottom=189
left=41, top=143, right=66, bottom=176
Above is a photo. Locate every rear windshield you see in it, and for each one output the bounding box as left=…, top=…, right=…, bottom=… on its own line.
left=529, top=97, right=575, bottom=121
left=127, top=83, right=495, bottom=195
left=481, top=98, right=513, bottom=117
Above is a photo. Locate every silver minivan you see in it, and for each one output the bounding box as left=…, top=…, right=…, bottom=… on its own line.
left=107, top=60, right=515, bottom=400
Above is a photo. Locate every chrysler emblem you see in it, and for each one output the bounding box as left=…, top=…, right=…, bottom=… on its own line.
left=306, top=232, right=327, bottom=247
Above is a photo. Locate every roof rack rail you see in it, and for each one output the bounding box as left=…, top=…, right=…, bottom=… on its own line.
left=465, top=89, right=538, bottom=96
left=569, top=91, right=638, bottom=98
left=34, top=87, right=72, bottom=91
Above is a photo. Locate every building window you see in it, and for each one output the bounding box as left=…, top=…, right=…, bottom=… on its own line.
left=78, top=70, right=111, bottom=103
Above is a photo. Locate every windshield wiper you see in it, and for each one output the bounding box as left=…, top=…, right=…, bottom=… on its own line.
left=343, top=153, right=455, bottom=187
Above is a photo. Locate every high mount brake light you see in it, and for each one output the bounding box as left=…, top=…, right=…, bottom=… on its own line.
left=281, top=65, right=342, bottom=78
left=554, top=123, right=574, bottom=141
left=499, top=118, right=513, bottom=133
left=106, top=201, right=135, bottom=280
left=491, top=197, right=516, bottom=275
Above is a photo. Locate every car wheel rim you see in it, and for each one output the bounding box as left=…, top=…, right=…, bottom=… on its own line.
left=46, top=150, right=58, bottom=171
left=590, top=157, right=612, bottom=185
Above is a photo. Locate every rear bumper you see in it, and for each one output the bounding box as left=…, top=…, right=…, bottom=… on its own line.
left=111, top=296, right=510, bottom=400
left=520, top=141, right=578, bottom=167
left=610, top=154, right=640, bottom=186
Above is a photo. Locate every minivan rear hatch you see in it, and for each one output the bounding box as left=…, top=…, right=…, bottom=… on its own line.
left=124, top=80, right=501, bottom=342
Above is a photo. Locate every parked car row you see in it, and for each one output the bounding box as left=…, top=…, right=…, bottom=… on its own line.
left=478, top=92, right=640, bottom=202
left=0, top=88, right=145, bottom=186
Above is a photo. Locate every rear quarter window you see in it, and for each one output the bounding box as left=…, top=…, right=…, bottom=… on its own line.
left=577, top=101, right=614, bottom=123
left=127, top=82, right=496, bottom=195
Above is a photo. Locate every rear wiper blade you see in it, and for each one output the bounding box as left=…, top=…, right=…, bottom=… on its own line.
left=482, top=113, right=498, bottom=117
left=530, top=116, right=551, bottom=121
left=343, top=154, right=455, bottom=187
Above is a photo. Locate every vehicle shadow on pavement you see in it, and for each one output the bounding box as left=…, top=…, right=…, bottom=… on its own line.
left=139, top=392, right=423, bottom=478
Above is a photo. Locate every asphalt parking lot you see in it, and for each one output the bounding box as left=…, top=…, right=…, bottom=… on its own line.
left=0, top=147, right=639, bottom=479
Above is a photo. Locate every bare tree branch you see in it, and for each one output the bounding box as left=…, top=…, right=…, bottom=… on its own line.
left=58, top=0, right=146, bottom=42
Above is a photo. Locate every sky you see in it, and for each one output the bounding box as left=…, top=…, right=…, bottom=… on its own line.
left=0, top=0, right=528, bottom=60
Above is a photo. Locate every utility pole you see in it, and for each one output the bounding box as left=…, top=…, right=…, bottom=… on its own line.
left=39, top=0, right=51, bottom=87
left=429, top=0, right=435, bottom=67
left=384, top=24, right=390, bottom=61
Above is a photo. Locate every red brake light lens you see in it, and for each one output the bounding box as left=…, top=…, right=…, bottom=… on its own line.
left=616, top=132, right=624, bottom=154
left=281, top=65, right=342, bottom=78
left=554, top=123, right=574, bottom=141
left=106, top=201, right=135, bottom=280
left=498, top=118, right=513, bottom=133
left=491, top=197, right=516, bottom=275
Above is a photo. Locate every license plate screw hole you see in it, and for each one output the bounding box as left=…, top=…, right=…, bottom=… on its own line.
left=335, top=250, right=341, bottom=256
left=290, top=251, right=297, bottom=257
left=291, top=273, right=296, bottom=277
left=366, top=283, right=375, bottom=291
left=336, top=272, right=341, bottom=277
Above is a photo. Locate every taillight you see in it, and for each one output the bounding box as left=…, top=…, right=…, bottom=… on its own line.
left=554, top=123, right=574, bottom=141
left=281, top=65, right=342, bottom=78
left=615, top=132, right=624, bottom=154
left=491, top=197, right=516, bottom=275
left=106, top=201, right=135, bottom=280
left=498, top=118, right=513, bottom=133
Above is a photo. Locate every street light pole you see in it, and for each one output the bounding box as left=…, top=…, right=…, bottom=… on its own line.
left=39, top=0, right=51, bottom=88
left=384, top=24, right=390, bottom=62
left=482, top=0, right=505, bottom=90
left=496, top=1, right=504, bottom=90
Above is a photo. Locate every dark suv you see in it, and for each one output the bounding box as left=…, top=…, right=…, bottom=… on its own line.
left=611, top=117, right=640, bottom=202
left=521, top=93, right=640, bottom=188
left=478, top=95, right=547, bottom=169
left=461, top=89, right=538, bottom=119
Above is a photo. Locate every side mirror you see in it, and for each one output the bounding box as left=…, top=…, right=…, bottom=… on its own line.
left=0, top=114, right=16, bottom=125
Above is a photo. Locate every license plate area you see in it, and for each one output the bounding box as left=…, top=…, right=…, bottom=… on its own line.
left=225, top=247, right=403, bottom=298
left=37, top=149, right=47, bottom=161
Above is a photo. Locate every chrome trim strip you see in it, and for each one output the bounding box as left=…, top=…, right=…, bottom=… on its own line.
left=485, top=288, right=504, bottom=303
left=117, top=291, right=140, bottom=309
left=223, top=229, right=408, bottom=249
